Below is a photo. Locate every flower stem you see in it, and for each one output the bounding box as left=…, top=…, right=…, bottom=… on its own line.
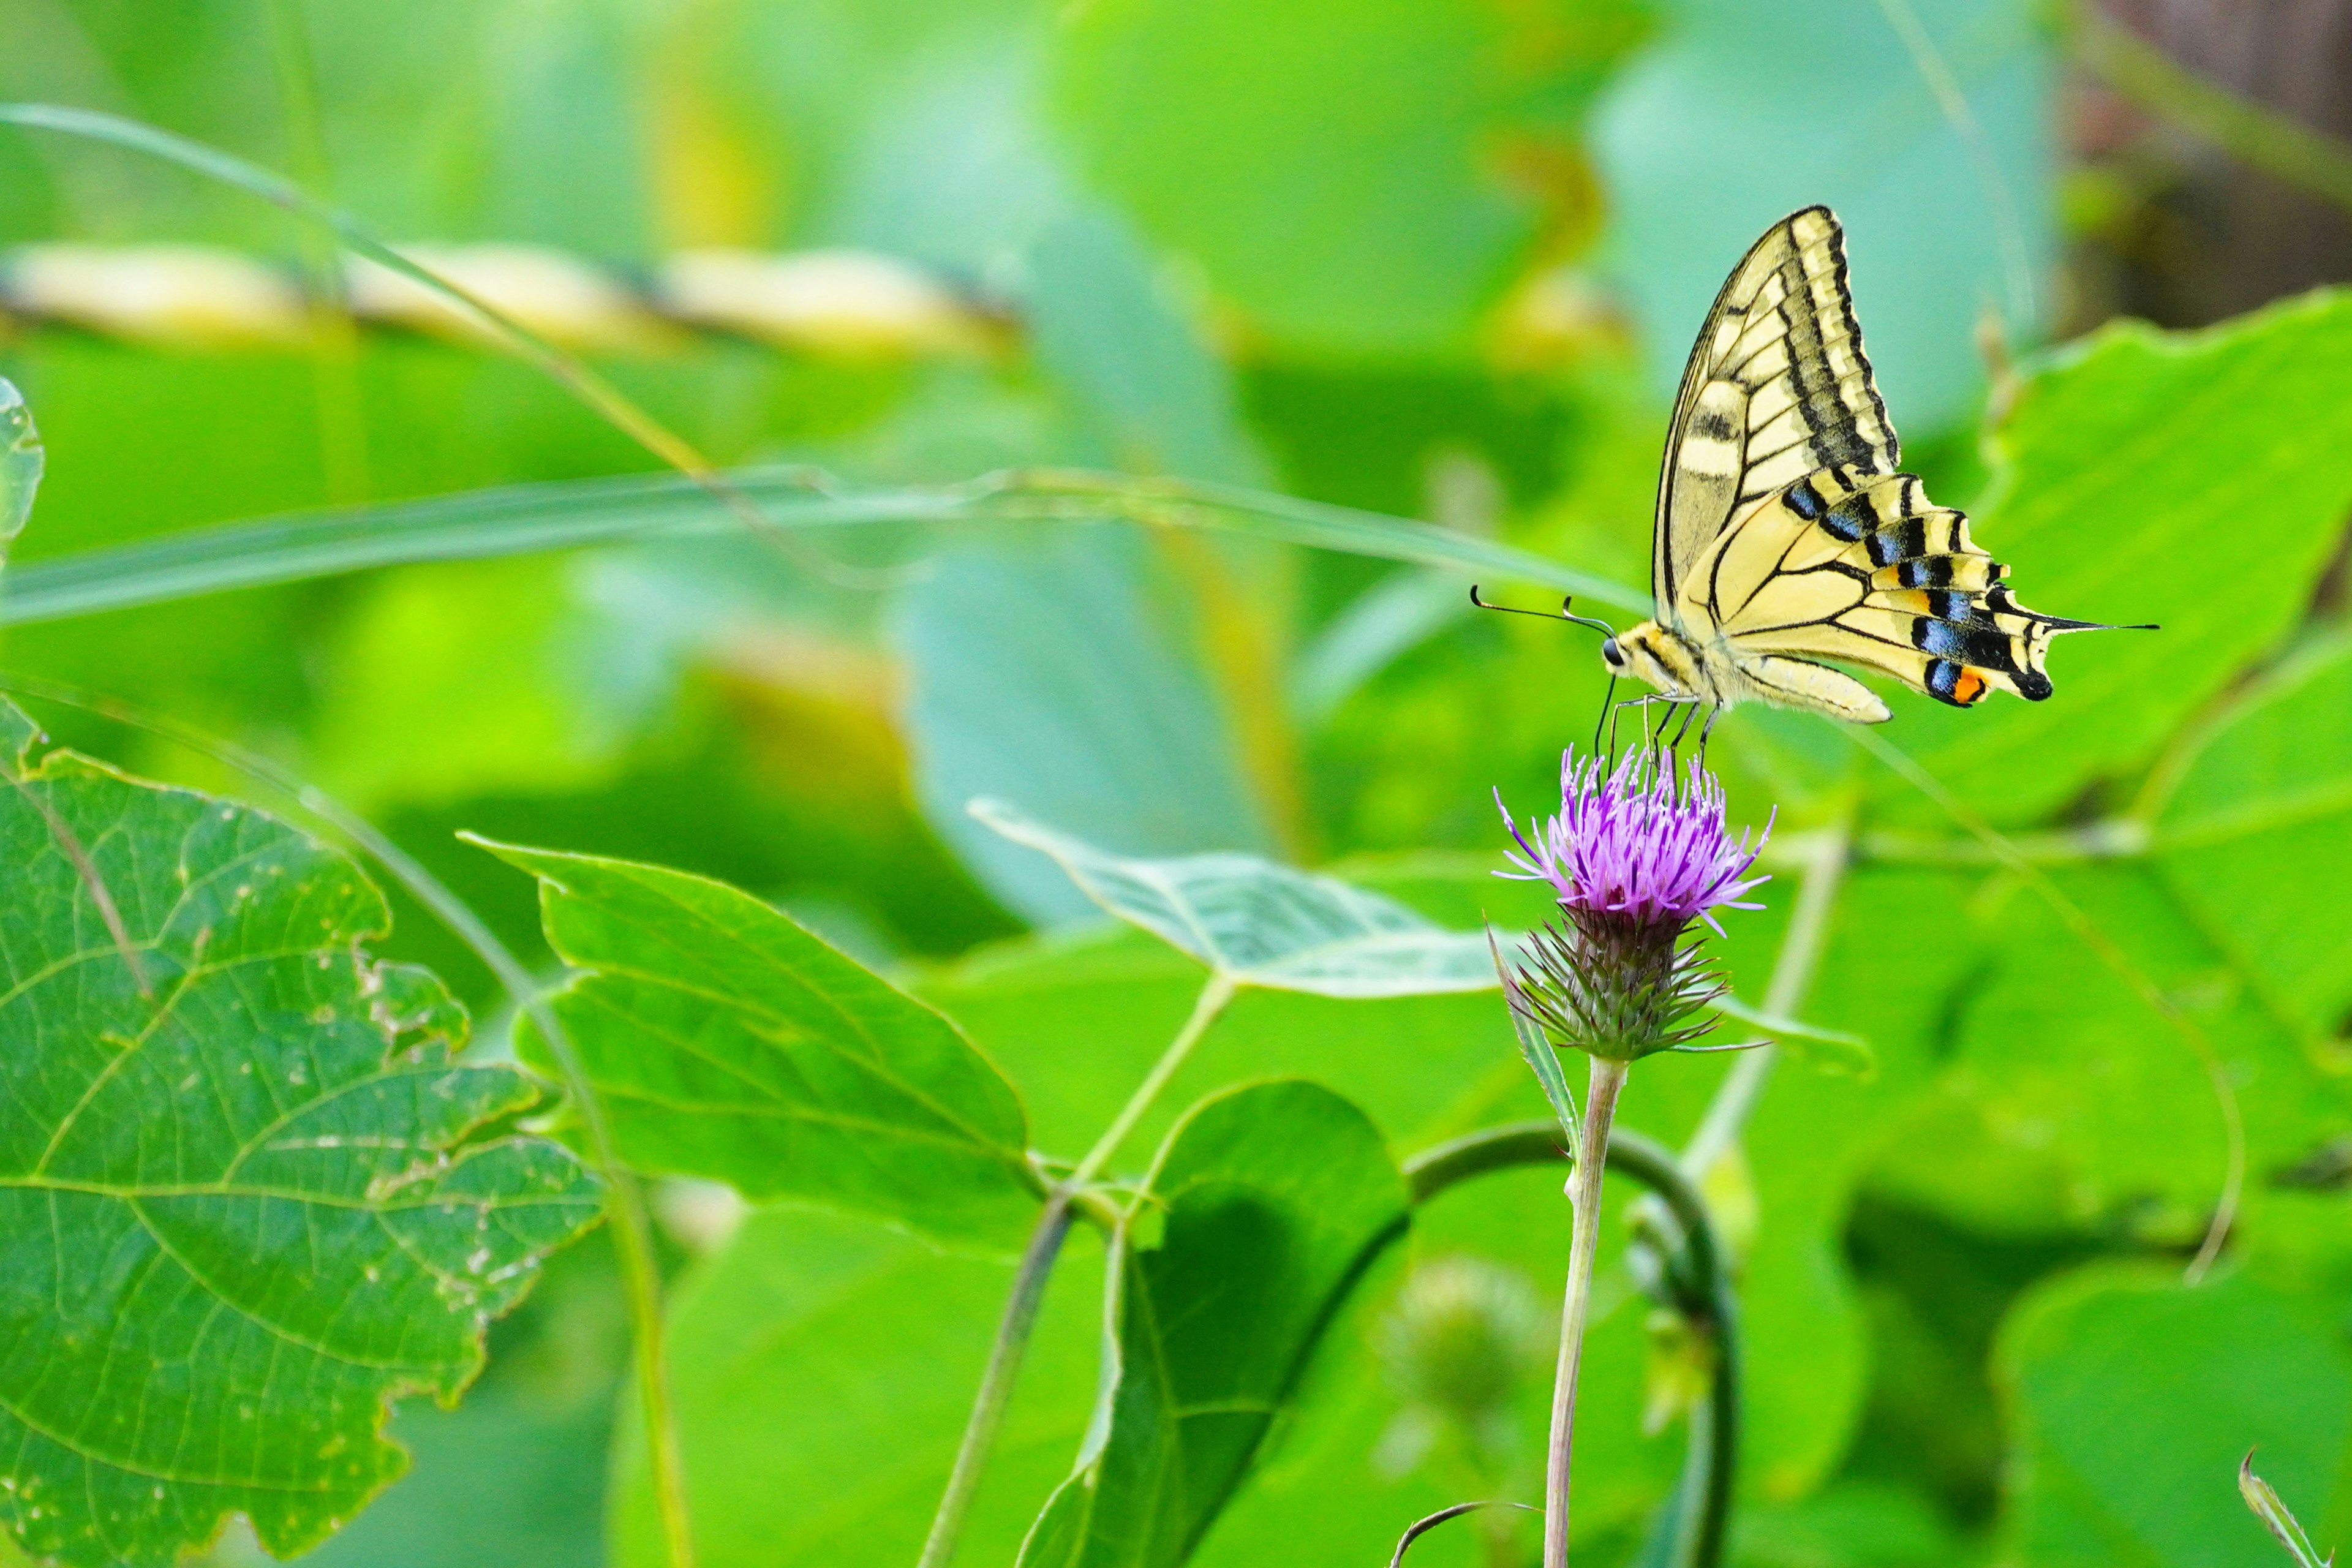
left=1544, top=1054, right=1629, bottom=1568
left=913, top=971, right=1235, bottom=1567
left=1404, top=1120, right=1740, bottom=1568
left=914, top=1193, right=1076, bottom=1568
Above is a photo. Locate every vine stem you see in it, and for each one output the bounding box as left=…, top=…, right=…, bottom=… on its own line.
left=914, top=1194, right=1077, bottom=1568
left=914, top=970, right=1237, bottom=1567
left=1544, top=1054, right=1628, bottom=1568
left=1680, top=805, right=1853, bottom=1182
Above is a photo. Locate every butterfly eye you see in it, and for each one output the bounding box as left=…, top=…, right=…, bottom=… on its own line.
left=1600, top=638, right=1625, bottom=669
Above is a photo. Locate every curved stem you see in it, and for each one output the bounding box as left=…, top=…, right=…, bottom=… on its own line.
left=1406, top=1119, right=1740, bottom=1568
left=1544, top=1056, right=1627, bottom=1568
left=916, top=1194, right=1076, bottom=1568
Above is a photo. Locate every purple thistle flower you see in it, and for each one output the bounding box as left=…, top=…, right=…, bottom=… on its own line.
left=1493, top=747, right=1773, bottom=1062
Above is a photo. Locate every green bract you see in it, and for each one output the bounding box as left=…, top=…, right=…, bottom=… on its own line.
left=0, top=704, right=597, bottom=1568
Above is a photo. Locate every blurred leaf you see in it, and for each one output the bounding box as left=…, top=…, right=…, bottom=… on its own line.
left=972, top=797, right=1496, bottom=995
left=1998, top=1265, right=2352, bottom=1568
left=899, top=530, right=1272, bottom=922
left=0, top=375, right=38, bottom=549
left=1923, top=863, right=2351, bottom=1243
left=1593, top=0, right=2054, bottom=431
left=1884, top=291, right=2352, bottom=821
left=314, top=557, right=658, bottom=810
left=0, top=708, right=598, bottom=1568
left=612, top=1205, right=1103, bottom=1568
left=1026, top=206, right=1262, bottom=485
left=1052, top=0, right=1645, bottom=356
left=482, top=840, right=1041, bottom=1251
left=1018, top=1080, right=1410, bottom=1567
left=2154, top=630, right=2352, bottom=1045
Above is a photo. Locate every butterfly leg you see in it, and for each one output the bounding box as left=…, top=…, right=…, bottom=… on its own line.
left=1591, top=674, right=1618, bottom=758
left=1668, top=699, right=1701, bottom=760
left=1697, top=705, right=1722, bottom=769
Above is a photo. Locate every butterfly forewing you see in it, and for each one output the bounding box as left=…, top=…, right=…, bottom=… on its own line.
left=1654, top=207, right=1898, bottom=614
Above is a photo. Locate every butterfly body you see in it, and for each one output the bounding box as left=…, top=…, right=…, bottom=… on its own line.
left=1614, top=206, right=2133, bottom=723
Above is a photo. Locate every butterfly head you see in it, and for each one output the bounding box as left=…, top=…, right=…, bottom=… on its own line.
left=1605, top=620, right=1707, bottom=701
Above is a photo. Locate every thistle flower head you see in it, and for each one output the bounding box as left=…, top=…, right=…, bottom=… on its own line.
left=1498, top=747, right=1770, bottom=936
left=1494, top=746, right=1771, bottom=1063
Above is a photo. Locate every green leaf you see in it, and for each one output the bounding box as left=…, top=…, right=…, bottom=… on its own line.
left=1998, top=1265, right=2352, bottom=1568
left=970, top=799, right=1496, bottom=997
left=611, top=1206, right=1104, bottom=1568
left=0, top=376, right=38, bottom=552
left=0, top=711, right=598, bottom=1568
left=480, top=840, right=1042, bottom=1252
left=1885, top=291, right=2352, bottom=821
left=1051, top=0, right=1645, bottom=356
left=1018, top=1080, right=1411, bottom=1567
left=902, top=533, right=1275, bottom=925
left=2154, top=629, right=2352, bottom=1045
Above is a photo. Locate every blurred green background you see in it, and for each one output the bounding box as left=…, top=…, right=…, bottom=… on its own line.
left=2, top=0, right=2351, bottom=1564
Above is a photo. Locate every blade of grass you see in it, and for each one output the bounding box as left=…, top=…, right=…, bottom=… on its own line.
left=0, top=463, right=1642, bottom=625
left=0, top=101, right=894, bottom=592
left=0, top=668, right=699, bottom=1568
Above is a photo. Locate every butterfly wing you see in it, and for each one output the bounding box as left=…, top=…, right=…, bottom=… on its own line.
left=1677, top=464, right=2106, bottom=718
left=1653, top=207, right=1898, bottom=617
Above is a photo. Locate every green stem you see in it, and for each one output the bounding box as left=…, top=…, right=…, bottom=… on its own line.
left=1680, top=806, right=1852, bottom=1181
left=1406, top=1120, right=1740, bottom=1568
left=913, top=971, right=1236, bottom=1567
left=915, top=1194, right=1076, bottom=1568
left=1069, top=973, right=1237, bottom=1191
left=1544, top=1055, right=1627, bottom=1568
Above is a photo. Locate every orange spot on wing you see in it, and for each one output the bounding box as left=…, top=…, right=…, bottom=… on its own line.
left=1953, top=669, right=1988, bottom=704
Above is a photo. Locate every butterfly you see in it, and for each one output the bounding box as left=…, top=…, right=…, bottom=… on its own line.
left=1591, top=206, right=2140, bottom=726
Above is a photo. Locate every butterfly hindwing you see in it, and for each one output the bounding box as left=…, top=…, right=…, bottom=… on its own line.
left=1654, top=206, right=1898, bottom=614
left=1677, top=464, right=2098, bottom=713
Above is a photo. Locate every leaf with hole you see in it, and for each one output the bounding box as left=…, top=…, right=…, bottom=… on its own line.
left=0, top=706, right=598, bottom=1568
left=479, top=840, right=1042, bottom=1252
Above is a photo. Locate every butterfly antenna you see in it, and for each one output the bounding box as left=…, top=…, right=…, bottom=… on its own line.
left=1469, top=585, right=1619, bottom=639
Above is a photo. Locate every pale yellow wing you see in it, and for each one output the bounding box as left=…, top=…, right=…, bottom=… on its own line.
left=1653, top=207, right=1898, bottom=616
left=1678, top=463, right=2107, bottom=716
